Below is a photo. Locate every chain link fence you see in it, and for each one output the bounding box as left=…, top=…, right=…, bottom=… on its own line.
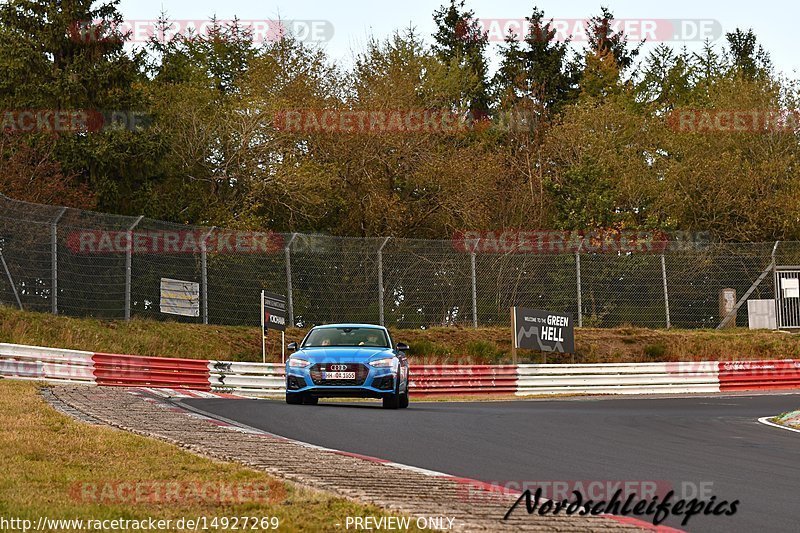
left=1, top=194, right=796, bottom=329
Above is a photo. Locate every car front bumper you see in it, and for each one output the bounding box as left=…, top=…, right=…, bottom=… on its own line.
left=286, top=366, right=398, bottom=398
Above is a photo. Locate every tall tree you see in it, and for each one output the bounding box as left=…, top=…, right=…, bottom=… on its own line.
left=725, top=28, right=771, bottom=79
left=0, top=0, right=162, bottom=213
left=585, top=7, right=642, bottom=72
left=493, top=7, right=577, bottom=112
left=432, top=0, right=491, bottom=113
left=636, top=45, right=695, bottom=109
left=579, top=7, right=642, bottom=97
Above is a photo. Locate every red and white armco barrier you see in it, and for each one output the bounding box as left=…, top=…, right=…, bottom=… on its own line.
left=0, top=344, right=95, bottom=384
left=209, top=360, right=284, bottom=396
left=410, top=365, right=518, bottom=395
left=93, top=352, right=211, bottom=390
left=718, top=360, right=800, bottom=391
left=516, top=361, right=722, bottom=396
left=2, top=343, right=800, bottom=397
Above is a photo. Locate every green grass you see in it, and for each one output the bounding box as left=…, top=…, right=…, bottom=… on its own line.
left=0, top=380, right=424, bottom=532
left=3, top=306, right=800, bottom=364
left=642, top=343, right=668, bottom=359
left=464, top=340, right=503, bottom=362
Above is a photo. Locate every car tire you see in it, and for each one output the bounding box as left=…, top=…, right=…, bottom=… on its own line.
left=303, top=395, right=319, bottom=405
left=399, top=388, right=409, bottom=409
left=382, top=388, right=400, bottom=409
left=286, top=392, right=303, bottom=405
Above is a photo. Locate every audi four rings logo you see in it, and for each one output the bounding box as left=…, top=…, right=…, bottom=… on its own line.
left=329, top=364, right=348, bottom=371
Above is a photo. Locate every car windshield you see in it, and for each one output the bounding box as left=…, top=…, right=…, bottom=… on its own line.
left=303, top=327, right=389, bottom=348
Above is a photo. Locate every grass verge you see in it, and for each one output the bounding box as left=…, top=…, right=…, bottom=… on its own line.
left=2, top=307, right=800, bottom=364
left=0, top=380, right=424, bottom=532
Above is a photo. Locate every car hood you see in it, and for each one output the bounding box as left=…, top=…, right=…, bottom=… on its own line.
left=290, top=346, right=395, bottom=364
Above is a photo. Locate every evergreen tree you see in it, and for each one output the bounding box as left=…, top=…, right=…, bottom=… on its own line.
left=432, top=0, right=490, bottom=113
left=725, top=28, right=771, bottom=79
left=0, top=0, right=162, bottom=214
left=585, top=7, right=642, bottom=72
left=494, top=7, right=577, bottom=112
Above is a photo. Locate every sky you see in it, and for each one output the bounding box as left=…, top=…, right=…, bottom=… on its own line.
left=117, top=0, right=799, bottom=78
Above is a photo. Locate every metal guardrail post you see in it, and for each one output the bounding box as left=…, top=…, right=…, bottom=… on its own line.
left=0, top=249, right=22, bottom=310
left=470, top=252, right=478, bottom=328
left=377, top=237, right=390, bottom=326
left=200, top=226, right=216, bottom=325
left=51, top=207, right=67, bottom=314
left=661, top=254, right=671, bottom=329
left=124, top=216, right=144, bottom=321
left=285, top=233, right=298, bottom=327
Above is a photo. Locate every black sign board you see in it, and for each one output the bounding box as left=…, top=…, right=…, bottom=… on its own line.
left=262, top=291, right=287, bottom=332
left=512, top=307, right=575, bottom=354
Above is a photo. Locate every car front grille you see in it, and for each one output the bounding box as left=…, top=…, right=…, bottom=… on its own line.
left=310, top=363, right=369, bottom=386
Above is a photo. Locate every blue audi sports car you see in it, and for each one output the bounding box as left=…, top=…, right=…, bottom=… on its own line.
left=285, top=324, right=410, bottom=409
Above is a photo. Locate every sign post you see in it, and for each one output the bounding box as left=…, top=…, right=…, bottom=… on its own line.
left=261, top=290, right=288, bottom=363
left=512, top=307, right=575, bottom=363
left=260, top=291, right=266, bottom=363
left=510, top=307, right=517, bottom=365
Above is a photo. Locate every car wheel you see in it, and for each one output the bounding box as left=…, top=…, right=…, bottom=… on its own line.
left=383, top=377, right=402, bottom=409
left=302, top=395, right=319, bottom=405
left=383, top=393, right=400, bottom=409
left=286, top=392, right=303, bottom=405
left=399, top=387, right=409, bottom=409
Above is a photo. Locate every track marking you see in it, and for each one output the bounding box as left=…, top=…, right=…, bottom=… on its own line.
left=757, top=416, right=800, bottom=434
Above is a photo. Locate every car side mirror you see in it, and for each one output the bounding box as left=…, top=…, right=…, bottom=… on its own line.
left=287, top=342, right=298, bottom=351
left=396, top=342, right=409, bottom=353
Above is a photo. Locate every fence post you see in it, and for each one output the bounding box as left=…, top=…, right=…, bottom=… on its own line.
left=661, top=253, right=671, bottom=329
left=377, top=237, right=390, bottom=326
left=51, top=207, right=67, bottom=315
left=718, top=240, right=779, bottom=329
left=285, top=233, right=298, bottom=327
left=124, top=215, right=144, bottom=321
left=470, top=252, right=478, bottom=328
left=200, top=226, right=216, bottom=325
left=575, top=249, right=583, bottom=328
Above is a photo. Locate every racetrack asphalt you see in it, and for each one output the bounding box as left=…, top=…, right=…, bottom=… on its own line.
left=181, top=393, right=800, bottom=533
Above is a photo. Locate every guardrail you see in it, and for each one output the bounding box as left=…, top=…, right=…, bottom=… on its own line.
left=718, top=360, right=800, bottom=391
left=2, top=343, right=800, bottom=397
left=93, top=353, right=211, bottom=390
left=208, top=361, right=284, bottom=396
left=410, top=365, right=518, bottom=395
left=0, top=343, right=95, bottom=384
left=516, top=362, right=721, bottom=396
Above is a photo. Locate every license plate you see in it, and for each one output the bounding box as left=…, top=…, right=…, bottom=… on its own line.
left=323, top=371, right=356, bottom=380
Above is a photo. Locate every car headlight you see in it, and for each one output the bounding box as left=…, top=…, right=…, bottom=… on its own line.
left=288, top=357, right=311, bottom=368
left=369, top=357, right=395, bottom=368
